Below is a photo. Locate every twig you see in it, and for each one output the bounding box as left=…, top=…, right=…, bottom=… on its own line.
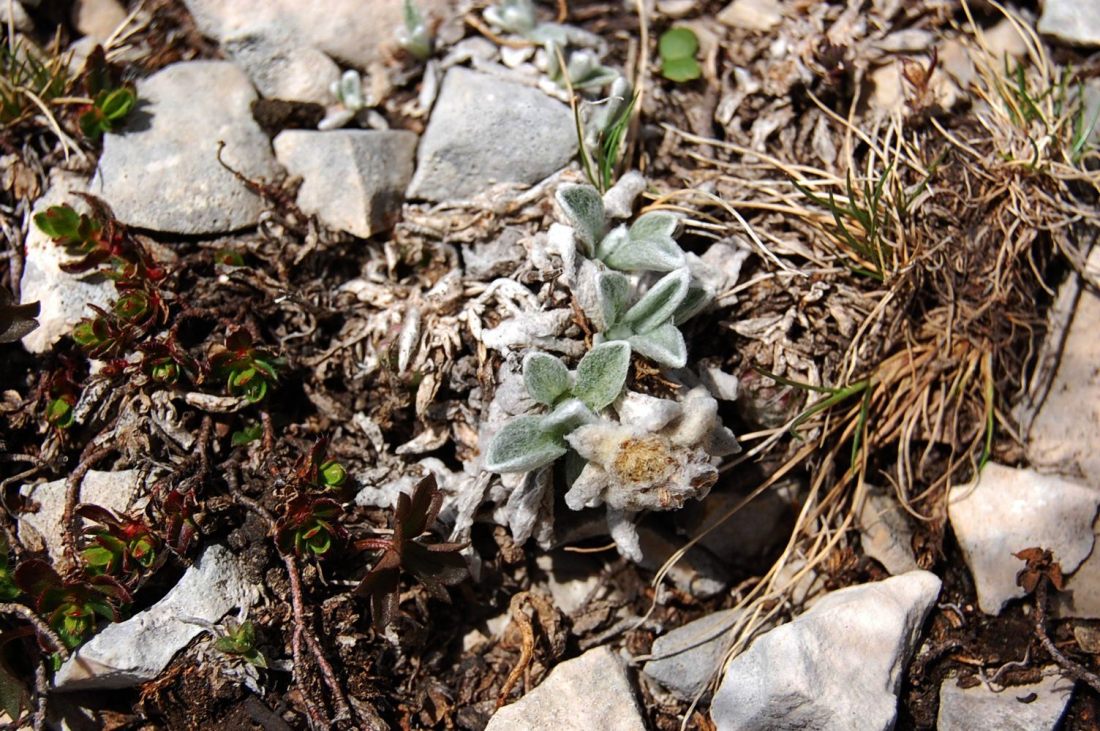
left=61, top=445, right=114, bottom=572
left=0, top=602, right=69, bottom=659
left=463, top=14, right=535, bottom=48
left=1033, top=579, right=1100, bottom=694
left=260, top=410, right=275, bottom=455
left=32, top=660, right=48, bottom=731
left=231, top=492, right=353, bottom=725
left=496, top=592, right=536, bottom=709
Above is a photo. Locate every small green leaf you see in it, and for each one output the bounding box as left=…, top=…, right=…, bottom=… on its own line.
left=629, top=211, right=679, bottom=241
left=231, top=424, right=262, bottom=446
left=604, top=234, right=685, bottom=272
left=320, top=460, right=347, bottom=488
left=596, top=270, right=631, bottom=329
left=572, top=341, right=631, bottom=411
left=556, top=184, right=606, bottom=254
left=595, top=225, right=628, bottom=261
left=661, top=56, right=701, bottom=83
left=629, top=323, right=687, bottom=368
left=659, top=27, right=699, bottom=61
left=523, top=351, right=571, bottom=406
left=673, top=280, right=713, bottom=324
left=484, top=415, right=568, bottom=473
left=539, top=398, right=597, bottom=437
left=622, top=268, right=691, bottom=333
left=34, top=205, right=81, bottom=239
left=98, top=87, right=135, bottom=122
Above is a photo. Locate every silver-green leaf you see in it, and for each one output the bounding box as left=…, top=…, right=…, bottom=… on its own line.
left=539, top=398, right=597, bottom=436
left=623, top=268, right=691, bottom=333
left=603, top=234, right=685, bottom=272
left=484, top=416, right=567, bottom=473
left=597, top=270, right=631, bottom=329
left=572, top=341, right=631, bottom=411
left=629, top=211, right=679, bottom=241
left=523, top=351, right=571, bottom=406
left=673, top=280, right=713, bottom=325
left=629, top=323, right=687, bottom=368
left=556, top=184, right=605, bottom=254
left=595, top=224, right=628, bottom=261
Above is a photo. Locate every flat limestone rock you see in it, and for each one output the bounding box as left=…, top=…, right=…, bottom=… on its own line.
left=711, top=571, right=941, bottom=731
left=1026, top=252, right=1100, bottom=489
left=1038, top=0, right=1100, bottom=47
left=859, top=489, right=919, bottom=576
left=223, top=32, right=340, bottom=105
left=90, top=60, right=278, bottom=234
left=485, top=646, right=645, bottom=731
left=407, top=67, right=576, bottom=202
left=948, top=463, right=1099, bottom=615
left=643, top=608, right=743, bottom=700
left=274, top=129, right=418, bottom=237
left=19, top=171, right=115, bottom=354
left=18, top=470, right=145, bottom=563
left=937, top=671, right=1074, bottom=731
left=181, top=0, right=456, bottom=69
left=54, top=544, right=258, bottom=690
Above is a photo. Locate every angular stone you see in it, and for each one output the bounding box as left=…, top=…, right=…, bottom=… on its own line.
left=643, top=608, right=742, bottom=700
left=223, top=32, right=340, bottom=105
left=73, top=0, right=127, bottom=42
left=937, top=671, right=1074, bottom=731
left=485, top=646, right=645, bottom=731
left=859, top=489, right=919, bottom=576
left=1039, top=0, right=1100, bottom=48
left=90, top=61, right=278, bottom=234
left=674, top=485, right=792, bottom=572
left=711, top=571, right=942, bottom=731
left=717, top=0, right=783, bottom=32
left=637, top=524, right=728, bottom=599
left=274, top=129, right=418, bottom=237
left=1053, top=515, right=1100, bottom=619
left=181, top=0, right=456, bottom=69
left=407, top=68, right=576, bottom=202
left=54, top=544, right=258, bottom=690
left=1026, top=251, right=1100, bottom=489
left=18, top=470, right=145, bottom=563
left=948, top=463, right=1099, bottom=615
left=19, top=172, right=115, bottom=354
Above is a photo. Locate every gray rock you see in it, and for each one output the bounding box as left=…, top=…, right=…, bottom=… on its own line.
left=1053, top=516, right=1100, bottom=619
left=54, top=544, right=258, bottom=690
left=222, top=32, right=340, bottom=104
left=181, top=0, right=455, bottom=69
left=485, top=646, right=645, bottom=731
left=73, top=0, right=127, bottom=41
left=937, top=671, right=1074, bottom=731
left=274, top=129, right=417, bottom=237
left=717, top=0, right=783, bottom=32
left=1039, top=0, right=1100, bottom=47
left=948, top=463, right=1099, bottom=615
left=859, top=489, right=919, bottom=576
left=711, top=571, right=942, bottom=731
left=19, top=172, right=115, bottom=354
left=91, top=61, right=278, bottom=234
left=1026, top=250, right=1100, bottom=489
left=0, top=1, right=32, bottom=32
left=18, top=470, right=146, bottom=563
left=407, top=67, right=576, bottom=202
left=643, top=608, right=742, bottom=700
left=637, top=524, right=728, bottom=599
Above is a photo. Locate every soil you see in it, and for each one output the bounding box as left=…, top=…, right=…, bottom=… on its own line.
left=1, top=0, right=1099, bottom=729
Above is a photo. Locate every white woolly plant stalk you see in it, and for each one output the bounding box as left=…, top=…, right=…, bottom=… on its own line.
left=484, top=341, right=632, bottom=473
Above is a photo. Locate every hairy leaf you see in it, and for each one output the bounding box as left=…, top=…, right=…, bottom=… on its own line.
left=596, top=270, right=631, bottom=329
left=556, top=184, right=605, bottom=254
left=604, top=233, right=685, bottom=272
left=622, top=268, right=691, bottom=333
left=484, top=416, right=567, bottom=473
left=595, top=224, right=628, bottom=261
left=630, top=323, right=687, bottom=368
left=628, top=211, right=679, bottom=241
left=523, top=351, right=571, bottom=406
left=539, top=398, right=597, bottom=437
left=572, top=341, right=631, bottom=411
left=673, top=280, right=714, bottom=324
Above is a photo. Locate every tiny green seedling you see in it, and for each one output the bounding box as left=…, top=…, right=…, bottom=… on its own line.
left=595, top=268, right=711, bottom=368
left=556, top=183, right=687, bottom=272
left=214, top=618, right=267, bottom=668
left=331, top=69, right=365, bottom=111
left=659, top=27, right=701, bottom=82
left=397, top=0, right=432, bottom=61
left=484, top=340, right=631, bottom=473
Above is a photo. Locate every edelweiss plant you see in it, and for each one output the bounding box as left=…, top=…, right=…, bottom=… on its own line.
left=556, top=183, right=686, bottom=271
left=484, top=341, right=631, bottom=473
left=395, top=0, right=432, bottom=61
left=594, top=268, right=710, bottom=369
